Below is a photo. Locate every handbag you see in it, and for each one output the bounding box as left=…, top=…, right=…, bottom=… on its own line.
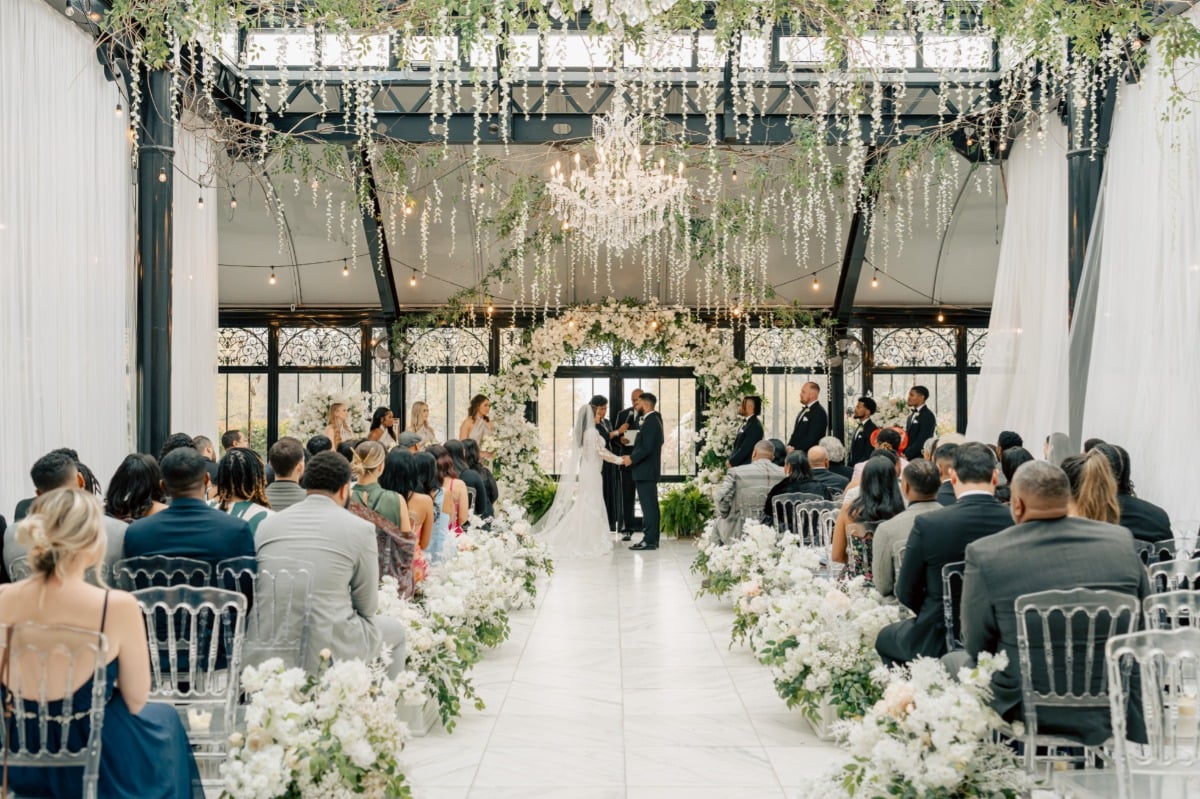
left=348, top=488, right=418, bottom=599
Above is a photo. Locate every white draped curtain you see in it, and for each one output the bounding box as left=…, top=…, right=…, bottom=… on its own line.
left=0, top=0, right=134, bottom=514
left=172, top=123, right=219, bottom=445
left=966, top=119, right=1070, bottom=450
left=1078, top=10, right=1200, bottom=523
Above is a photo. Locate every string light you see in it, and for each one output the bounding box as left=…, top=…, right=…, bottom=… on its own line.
left=87, top=9, right=101, bottom=22
left=937, top=310, right=945, bottom=323
left=114, top=102, right=123, bottom=118
left=157, top=167, right=167, bottom=183
left=651, top=320, right=659, bottom=330
left=310, top=179, right=320, bottom=190
left=268, top=268, right=276, bottom=285
left=478, top=182, right=485, bottom=195
left=409, top=272, right=417, bottom=288
left=342, top=259, right=349, bottom=277
left=871, top=271, right=879, bottom=288
left=196, top=195, right=204, bottom=211
left=64, top=3, right=74, bottom=16
left=561, top=220, right=570, bottom=231
left=229, top=196, right=237, bottom=209
left=731, top=169, right=738, bottom=182
left=811, top=275, right=820, bottom=291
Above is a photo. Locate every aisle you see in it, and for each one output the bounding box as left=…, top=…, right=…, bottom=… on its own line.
left=401, top=538, right=843, bottom=798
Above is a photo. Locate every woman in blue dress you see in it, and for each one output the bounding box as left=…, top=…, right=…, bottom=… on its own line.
left=0, top=488, right=201, bottom=798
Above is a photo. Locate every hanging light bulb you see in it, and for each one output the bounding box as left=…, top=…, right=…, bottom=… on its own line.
left=310, top=178, right=320, bottom=190
left=114, top=102, right=123, bottom=118
left=157, top=166, right=167, bottom=183
left=731, top=169, right=738, bottom=182
left=229, top=196, right=238, bottom=209
left=87, top=9, right=101, bottom=22
left=651, top=320, right=659, bottom=330
left=871, top=271, right=879, bottom=288
left=268, top=268, right=277, bottom=285
left=478, top=181, right=485, bottom=195
left=561, top=220, right=570, bottom=231
left=811, top=275, right=820, bottom=291
left=196, top=195, right=204, bottom=211
left=937, top=310, right=945, bottom=323
left=342, top=260, right=349, bottom=277
left=486, top=299, right=494, bottom=315
left=409, top=272, right=417, bottom=288
left=64, top=3, right=75, bottom=16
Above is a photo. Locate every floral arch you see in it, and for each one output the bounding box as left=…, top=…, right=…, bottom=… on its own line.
left=482, top=300, right=755, bottom=501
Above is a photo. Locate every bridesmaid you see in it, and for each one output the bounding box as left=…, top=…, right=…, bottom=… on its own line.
left=407, top=401, right=438, bottom=447
left=324, top=402, right=352, bottom=451
left=457, top=395, right=494, bottom=444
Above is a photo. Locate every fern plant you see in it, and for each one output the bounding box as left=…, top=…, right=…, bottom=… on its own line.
left=661, top=484, right=714, bottom=538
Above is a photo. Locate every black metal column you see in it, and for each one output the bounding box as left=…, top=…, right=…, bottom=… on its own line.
left=828, top=325, right=847, bottom=441
left=1066, top=67, right=1118, bottom=318
left=136, top=68, right=175, bottom=455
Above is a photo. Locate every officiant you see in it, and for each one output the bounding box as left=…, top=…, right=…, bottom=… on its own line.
left=614, top=387, right=643, bottom=540
left=594, top=395, right=624, bottom=533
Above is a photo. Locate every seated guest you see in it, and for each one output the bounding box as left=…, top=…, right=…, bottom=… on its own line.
left=5, top=451, right=126, bottom=582
left=819, top=436, right=854, bottom=480
left=336, top=440, right=356, bottom=463
left=463, top=439, right=499, bottom=505
left=0, top=489, right=202, bottom=797
left=807, top=445, right=849, bottom=493
left=305, top=434, right=333, bottom=458
left=944, top=461, right=1150, bottom=741
left=192, top=435, right=220, bottom=485
left=265, top=437, right=307, bottom=512
left=768, top=438, right=787, bottom=468
left=727, top=396, right=765, bottom=468
left=255, top=452, right=408, bottom=676
left=715, top=441, right=784, bottom=543
left=105, top=454, right=168, bottom=522
left=831, top=454, right=904, bottom=582
left=396, top=432, right=423, bottom=453
left=872, top=459, right=942, bottom=600
left=763, top=450, right=834, bottom=527
left=158, top=432, right=195, bottom=463
left=212, top=448, right=274, bottom=534
left=996, top=430, right=1023, bottom=457
left=933, top=442, right=959, bottom=506
left=445, top=440, right=492, bottom=520
left=427, top=445, right=470, bottom=562
left=124, top=448, right=255, bottom=567
left=349, top=441, right=411, bottom=533
left=368, top=407, right=400, bottom=450
left=379, top=450, right=435, bottom=551
left=13, top=447, right=80, bottom=522
left=850, top=429, right=907, bottom=484
left=875, top=442, right=1013, bottom=665
left=995, top=446, right=1033, bottom=504
left=1061, top=449, right=1120, bottom=524
left=220, top=429, right=248, bottom=453
left=1102, top=444, right=1172, bottom=543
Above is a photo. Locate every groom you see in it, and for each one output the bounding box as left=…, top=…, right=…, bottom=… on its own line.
left=622, top=392, right=664, bottom=552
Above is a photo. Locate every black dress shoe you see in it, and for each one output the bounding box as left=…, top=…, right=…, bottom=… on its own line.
left=630, top=542, right=657, bottom=551
left=620, top=533, right=633, bottom=541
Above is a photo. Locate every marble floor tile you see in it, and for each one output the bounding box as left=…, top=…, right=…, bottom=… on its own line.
left=764, top=745, right=847, bottom=786
left=627, top=787, right=786, bottom=799
left=487, top=712, right=624, bottom=748
left=624, top=745, right=780, bottom=787
left=399, top=743, right=486, bottom=787
left=623, top=713, right=761, bottom=748
left=472, top=746, right=626, bottom=787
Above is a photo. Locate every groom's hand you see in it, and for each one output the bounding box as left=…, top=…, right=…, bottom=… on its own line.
left=621, top=456, right=632, bottom=466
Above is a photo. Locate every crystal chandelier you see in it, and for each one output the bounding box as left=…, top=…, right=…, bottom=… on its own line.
left=546, top=99, right=687, bottom=254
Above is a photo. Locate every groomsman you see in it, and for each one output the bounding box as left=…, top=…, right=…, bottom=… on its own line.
left=727, top=396, right=764, bottom=468
left=848, top=396, right=879, bottom=467
left=903, top=386, right=937, bottom=461
left=615, top=388, right=643, bottom=541
left=786, top=382, right=828, bottom=454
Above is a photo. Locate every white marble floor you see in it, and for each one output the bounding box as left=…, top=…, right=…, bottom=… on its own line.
left=401, top=537, right=844, bottom=799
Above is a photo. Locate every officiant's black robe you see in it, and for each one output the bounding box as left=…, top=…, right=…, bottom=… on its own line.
left=596, top=417, right=620, bottom=529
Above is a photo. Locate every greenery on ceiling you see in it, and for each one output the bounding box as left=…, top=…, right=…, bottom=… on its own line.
left=97, top=0, right=1200, bottom=314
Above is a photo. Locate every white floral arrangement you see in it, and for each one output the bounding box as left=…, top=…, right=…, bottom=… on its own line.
left=481, top=299, right=753, bottom=505
left=221, top=654, right=424, bottom=799
left=286, top=387, right=374, bottom=441
left=805, top=653, right=1032, bottom=799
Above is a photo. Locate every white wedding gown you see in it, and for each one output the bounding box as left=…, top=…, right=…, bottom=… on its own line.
left=536, top=419, right=624, bottom=559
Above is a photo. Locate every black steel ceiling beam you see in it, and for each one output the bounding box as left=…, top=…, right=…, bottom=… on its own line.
left=356, top=146, right=401, bottom=316
left=833, top=152, right=881, bottom=320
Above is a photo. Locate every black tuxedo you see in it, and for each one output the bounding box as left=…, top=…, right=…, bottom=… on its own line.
left=615, top=406, right=642, bottom=531
left=848, top=419, right=878, bottom=466
left=1117, top=493, right=1172, bottom=543
left=787, top=402, right=828, bottom=453
left=728, top=415, right=764, bottom=467
left=628, top=411, right=664, bottom=546
left=935, top=480, right=957, bottom=507
left=596, top=418, right=620, bottom=529
left=875, top=494, right=1013, bottom=665
left=903, top=405, right=937, bottom=461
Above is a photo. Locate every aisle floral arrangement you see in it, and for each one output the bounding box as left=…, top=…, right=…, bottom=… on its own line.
left=805, top=654, right=1033, bottom=799
left=220, top=654, right=424, bottom=799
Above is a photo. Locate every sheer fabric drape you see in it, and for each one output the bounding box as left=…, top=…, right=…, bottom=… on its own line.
left=0, top=0, right=134, bottom=513
left=1078, top=8, right=1200, bottom=521
left=171, top=123, right=219, bottom=443
left=966, top=119, right=1070, bottom=449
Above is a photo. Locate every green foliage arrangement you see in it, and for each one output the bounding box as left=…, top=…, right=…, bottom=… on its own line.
left=661, top=484, right=715, bottom=539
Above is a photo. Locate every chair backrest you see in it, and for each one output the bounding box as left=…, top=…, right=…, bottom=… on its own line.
left=113, top=555, right=212, bottom=591
left=235, top=559, right=315, bottom=671
left=1106, top=628, right=1200, bottom=778
left=466, top=485, right=477, bottom=512
left=131, top=586, right=246, bottom=717
left=843, top=520, right=878, bottom=574
left=1014, top=589, right=1140, bottom=730
left=1149, top=558, right=1200, bottom=593
left=1143, top=590, right=1200, bottom=631
left=941, top=561, right=967, bottom=651
left=8, top=555, right=32, bottom=581
left=797, top=500, right=839, bottom=547
left=769, top=492, right=815, bottom=535
left=1168, top=537, right=1198, bottom=559
left=892, top=543, right=907, bottom=585
left=0, top=622, right=109, bottom=799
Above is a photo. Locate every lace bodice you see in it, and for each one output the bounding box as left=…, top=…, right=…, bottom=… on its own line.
left=585, top=428, right=624, bottom=468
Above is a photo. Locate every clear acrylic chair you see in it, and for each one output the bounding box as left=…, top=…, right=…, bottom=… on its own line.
left=1014, top=588, right=1142, bottom=775
left=1105, top=628, right=1200, bottom=799
left=941, top=561, right=967, bottom=651
left=8, top=555, right=32, bottom=581
left=0, top=622, right=110, bottom=799
left=113, top=555, right=212, bottom=591
left=467, top=485, right=477, bottom=513
left=1149, top=558, right=1200, bottom=593
left=1143, top=591, right=1200, bottom=631
left=796, top=500, right=838, bottom=548
left=892, top=543, right=907, bottom=585
left=219, top=557, right=314, bottom=671
left=131, top=586, right=246, bottom=784
left=1167, top=536, right=1198, bottom=559
left=769, top=491, right=812, bottom=534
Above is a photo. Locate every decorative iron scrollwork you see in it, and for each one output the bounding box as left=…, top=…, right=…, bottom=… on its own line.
left=967, top=328, right=988, bottom=368
left=217, top=327, right=269, bottom=367
left=278, top=327, right=362, bottom=367
left=873, top=327, right=956, bottom=368
left=403, top=327, right=489, bottom=370
left=745, top=327, right=827, bottom=368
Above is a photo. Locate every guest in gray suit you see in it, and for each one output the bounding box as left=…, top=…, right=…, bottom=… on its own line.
left=715, top=441, right=785, bottom=543
left=871, top=459, right=941, bottom=600
left=945, top=461, right=1151, bottom=744
left=264, top=437, right=307, bottom=512
left=255, top=452, right=407, bottom=677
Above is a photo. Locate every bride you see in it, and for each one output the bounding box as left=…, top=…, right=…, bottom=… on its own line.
left=533, top=395, right=625, bottom=558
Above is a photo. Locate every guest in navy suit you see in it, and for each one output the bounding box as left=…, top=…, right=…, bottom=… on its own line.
left=124, top=448, right=255, bottom=568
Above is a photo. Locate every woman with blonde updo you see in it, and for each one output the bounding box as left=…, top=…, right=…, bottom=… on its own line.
left=349, top=440, right=410, bottom=533
left=0, top=489, right=201, bottom=797
left=407, top=400, right=438, bottom=446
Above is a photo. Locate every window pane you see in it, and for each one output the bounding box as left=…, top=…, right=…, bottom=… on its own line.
left=870, top=372, right=958, bottom=435
left=277, top=373, right=365, bottom=437
left=537, top=377, right=610, bottom=474
left=278, top=326, right=362, bottom=367
left=404, top=372, right=491, bottom=443
left=246, top=31, right=315, bottom=67
left=752, top=373, right=829, bottom=442
left=404, top=327, right=489, bottom=370
left=745, top=327, right=826, bottom=368
left=631, top=377, right=696, bottom=477
left=873, top=327, right=956, bottom=368
left=217, top=327, right=269, bottom=367
left=372, top=327, right=391, bottom=409
left=216, top=373, right=268, bottom=453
